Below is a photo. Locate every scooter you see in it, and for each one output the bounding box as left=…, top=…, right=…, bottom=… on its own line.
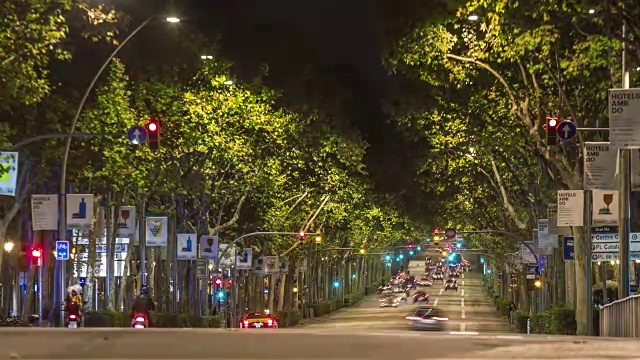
left=66, top=308, right=81, bottom=328
left=131, top=313, right=148, bottom=328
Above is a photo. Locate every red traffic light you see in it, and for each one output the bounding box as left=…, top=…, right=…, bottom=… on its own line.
left=408, top=244, right=413, bottom=248
left=547, top=117, right=558, bottom=128
left=214, top=277, right=223, bottom=286
left=31, top=248, right=41, bottom=258
left=145, top=120, right=160, bottom=151
left=546, top=117, right=559, bottom=145
left=299, top=231, right=305, bottom=238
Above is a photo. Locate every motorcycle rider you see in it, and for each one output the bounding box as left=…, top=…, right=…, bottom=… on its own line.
left=131, top=286, right=155, bottom=326
left=64, top=284, right=83, bottom=325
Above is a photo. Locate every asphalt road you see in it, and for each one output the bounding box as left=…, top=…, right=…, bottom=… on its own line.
left=301, top=246, right=510, bottom=334
left=1, top=327, right=639, bottom=359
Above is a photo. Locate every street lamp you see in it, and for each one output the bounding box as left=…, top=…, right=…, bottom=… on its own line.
left=57, top=14, right=180, bottom=327
left=3, top=241, right=14, bottom=253
left=201, top=55, right=213, bottom=59
left=223, top=80, right=234, bottom=85
left=468, top=14, right=479, bottom=21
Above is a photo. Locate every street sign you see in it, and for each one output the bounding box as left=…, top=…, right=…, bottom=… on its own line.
left=608, top=88, right=640, bottom=149
left=56, top=240, right=70, bottom=261
left=557, top=121, right=577, bottom=141
left=563, top=236, right=574, bottom=261
left=127, top=125, right=147, bottom=145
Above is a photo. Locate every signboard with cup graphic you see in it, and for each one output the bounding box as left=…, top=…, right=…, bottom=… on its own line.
left=199, top=235, right=219, bottom=260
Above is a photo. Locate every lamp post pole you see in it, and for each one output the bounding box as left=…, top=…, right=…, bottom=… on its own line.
left=56, top=16, right=158, bottom=326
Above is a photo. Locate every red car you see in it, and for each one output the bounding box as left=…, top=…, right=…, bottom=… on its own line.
left=240, top=312, right=279, bottom=328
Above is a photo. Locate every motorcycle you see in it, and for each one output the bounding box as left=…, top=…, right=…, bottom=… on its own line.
left=66, top=309, right=80, bottom=328
left=412, top=291, right=430, bottom=304
left=131, top=313, right=148, bottom=328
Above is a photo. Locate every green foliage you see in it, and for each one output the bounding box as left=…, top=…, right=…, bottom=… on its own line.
left=83, top=310, right=222, bottom=328
left=530, top=307, right=576, bottom=335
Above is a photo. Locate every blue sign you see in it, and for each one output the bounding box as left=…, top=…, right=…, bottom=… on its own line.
left=557, top=121, right=577, bottom=141
left=56, top=240, right=70, bottom=261
left=127, top=125, right=147, bottom=145
left=563, top=236, right=575, bottom=260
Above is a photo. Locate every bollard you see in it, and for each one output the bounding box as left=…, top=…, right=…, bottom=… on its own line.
left=527, top=318, right=531, bottom=335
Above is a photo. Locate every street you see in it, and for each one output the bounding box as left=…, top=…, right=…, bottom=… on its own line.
left=0, top=327, right=638, bottom=359
left=301, top=246, right=510, bottom=334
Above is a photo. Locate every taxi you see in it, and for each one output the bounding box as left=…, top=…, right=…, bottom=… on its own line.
left=240, top=312, right=279, bottom=328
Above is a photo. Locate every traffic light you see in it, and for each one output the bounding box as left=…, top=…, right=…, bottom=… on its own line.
left=480, top=257, right=485, bottom=263
left=333, top=280, right=340, bottom=288
left=145, top=120, right=160, bottom=151
left=358, top=248, right=366, bottom=255
left=546, top=117, right=558, bottom=145
left=314, top=233, right=322, bottom=244
left=217, top=290, right=225, bottom=298
left=385, top=254, right=392, bottom=261
left=31, top=248, right=42, bottom=266
left=298, top=231, right=305, bottom=243
left=456, top=242, right=462, bottom=248
left=408, top=244, right=413, bottom=249
left=417, top=246, right=422, bottom=251
left=399, top=253, right=404, bottom=259
left=214, top=277, right=223, bottom=286
left=534, top=279, right=542, bottom=288
left=409, top=250, right=415, bottom=256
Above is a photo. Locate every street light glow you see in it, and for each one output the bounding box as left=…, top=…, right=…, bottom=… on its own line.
left=468, top=15, right=479, bottom=21
left=3, top=241, right=14, bottom=253
left=166, top=17, right=180, bottom=23
left=224, top=80, right=234, bottom=85
left=588, top=9, right=595, bottom=14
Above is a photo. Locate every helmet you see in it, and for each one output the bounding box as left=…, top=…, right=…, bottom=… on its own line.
left=140, top=286, right=149, bottom=295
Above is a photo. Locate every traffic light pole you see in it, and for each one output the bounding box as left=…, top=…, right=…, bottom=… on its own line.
left=38, top=259, right=43, bottom=325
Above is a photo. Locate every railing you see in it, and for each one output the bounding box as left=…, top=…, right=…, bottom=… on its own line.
left=599, top=294, right=640, bottom=337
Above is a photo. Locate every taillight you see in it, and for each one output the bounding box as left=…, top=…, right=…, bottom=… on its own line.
left=69, top=315, right=76, bottom=319
left=136, top=317, right=145, bottom=322
left=267, top=319, right=273, bottom=326
left=243, top=320, right=249, bottom=325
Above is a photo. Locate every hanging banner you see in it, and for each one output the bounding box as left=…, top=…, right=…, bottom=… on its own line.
left=199, top=235, right=218, bottom=260
left=66, top=194, right=94, bottom=229
left=0, top=152, right=18, bottom=196
left=145, top=216, right=168, bottom=246
left=546, top=204, right=570, bottom=235
left=520, top=242, right=537, bottom=264
left=583, top=142, right=616, bottom=190
left=537, top=219, right=558, bottom=251
left=219, top=244, right=236, bottom=266
left=236, top=248, right=253, bottom=269
left=176, top=233, right=197, bottom=260
left=592, top=190, right=619, bottom=226
left=31, top=194, right=58, bottom=231
left=557, top=190, right=584, bottom=227
left=116, top=206, right=136, bottom=238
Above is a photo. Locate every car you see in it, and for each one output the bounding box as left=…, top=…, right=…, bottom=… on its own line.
left=444, top=279, right=458, bottom=291
left=406, top=307, right=448, bottom=331
left=432, top=272, right=444, bottom=281
left=379, top=294, right=402, bottom=307
left=449, top=271, right=459, bottom=278
left=240, top=312, right=279, bottom=328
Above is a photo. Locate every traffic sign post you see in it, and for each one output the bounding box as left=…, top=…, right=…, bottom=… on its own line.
left=557, top=121, right=577, bottom=141
left=127, top=125, right=147, bottom=145
left=56, top=240, right=70, bottom=261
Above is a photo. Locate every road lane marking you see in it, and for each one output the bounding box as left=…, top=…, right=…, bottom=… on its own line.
left=461, top=289, right=465, bottom=297
left=448, top=331, right=478, bottom=335
left=462, top=273, right=465, bottom=279
left=462, top=309, right=466, bottom=319
left=462, top=280, right=465, bottom=286
left=439, top=288, right=444, bottom=295
left=460, top=323, right=466, bottom=332
left=461, top=298, right=465, bottom=307
left=433, top=298, right=439, bottom=306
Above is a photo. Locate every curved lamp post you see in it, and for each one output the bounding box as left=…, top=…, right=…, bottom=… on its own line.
left=56, top=15, right=180, bottom=326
